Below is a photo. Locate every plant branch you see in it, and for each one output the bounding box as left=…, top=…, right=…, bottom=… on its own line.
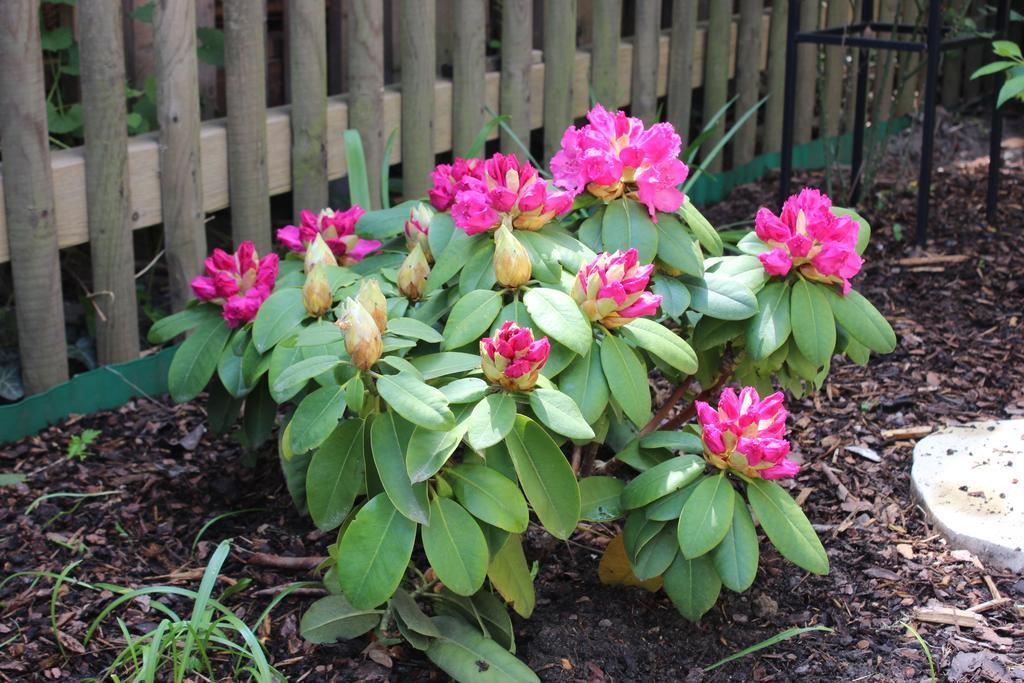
left=639, top=376, right=694, bottom=437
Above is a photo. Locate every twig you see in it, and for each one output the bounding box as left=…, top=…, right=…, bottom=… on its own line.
left=570, top=444, right=582, bottom=475
left=639, top=377, right=693, bottom=437
left=818, top=462, right=852, bottom=503
left=243, top=553, right=326, bottom=571
left=579, top=442, right=600, bottom=478
left=966, top=597, right=1010, bottom=614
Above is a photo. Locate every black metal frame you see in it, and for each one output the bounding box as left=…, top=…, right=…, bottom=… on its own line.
left=779, top=0, right=1011, bottom=245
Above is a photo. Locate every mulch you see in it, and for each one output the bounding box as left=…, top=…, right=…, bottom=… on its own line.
left=2, top=125, right=1023, bottom=682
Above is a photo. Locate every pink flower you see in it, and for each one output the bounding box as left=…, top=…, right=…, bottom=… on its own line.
left=480, top=321, right=550, bottom=391
left=755, top=189, right=864, bottom=294
left=551, top=105, right=689, bottom=219
left=451, top=153, right=575, bottom=235
left=429, top=158, right=483, bottom=211
left=571, top=248, right=662, bottom=328
left=191, top=241, right=279, bottom=328
left=695, top=387, right=799, bottom=480
left=276, top=206, right=381, bottom=266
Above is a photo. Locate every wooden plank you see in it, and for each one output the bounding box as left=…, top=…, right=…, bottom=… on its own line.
left=733, top=0, right=764, bottom=165
left=500, top=0, right=533, bottom=154
left=224, top=0, right=271, bottom=252
left=875, top=0, right=898, bottom=122
left=941, top=0, right=968, bottom=109
left=154, top=0, right=207, bottom=312
left=763, top=0, right=788, bottom=152
left=543, top=0, right=577, bottom=163
left=702, top=0, right=730, bottom=173
left=401, top=0, right=436, bottom=198
left=631, top=0, right=661, bottom=124
left=196, top=0, right=219, bottom=118
left=289, top=0, right=328, bottom=218
left=0, top=14, right=772, bottom=263
left=794, top=0, right=819, bottom=145
left=347, top=0, right=385, bottom=208
left=821, top=0, right=850, bottom=138
left=591, top=0, right=622, bottom=107
left=845, top=0, right=864, bottom=132
left=0, top=0, right=69, bottom=393
left=80, top=0, right=140, bottom=365
left=894, top=0, right=919, bottom=117
left=452, top=0, right=487, bottom=156
left=666, top=0, right=697, bottom=141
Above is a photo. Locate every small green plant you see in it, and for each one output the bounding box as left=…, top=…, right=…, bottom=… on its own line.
left=971, top=40, right=1024, bottom=107
left=703, top=625, right=833, bottom=672
left=66, top=428, right=101, bottom=461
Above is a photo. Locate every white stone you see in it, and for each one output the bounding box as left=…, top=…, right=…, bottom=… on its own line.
left=911, top=419, right=1024, bottom=573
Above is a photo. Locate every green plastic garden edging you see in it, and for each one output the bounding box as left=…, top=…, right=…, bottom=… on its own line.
left=0, top=116, right=909, bottom=445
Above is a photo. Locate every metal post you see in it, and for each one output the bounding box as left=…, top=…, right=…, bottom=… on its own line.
left=779, top=0, right=801, bottom=204
left=986, top=0, right=1010, bottom=223
left=915, top=0, right=942, bottom=246
left=849, top=0, right=874, bottom=204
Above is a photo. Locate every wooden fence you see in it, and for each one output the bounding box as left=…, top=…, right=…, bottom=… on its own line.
left=0, top=0, right=1019, bottom=396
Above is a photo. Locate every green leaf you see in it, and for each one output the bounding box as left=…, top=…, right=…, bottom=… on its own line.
left=168, top=316, right=232, bottom=403
left=652, top=274, right=691, bottom=318
left=712, top=495, right=760, bottom=592
left=746, top=478, right=829, bottom=575
left=296, top=320, right=344, bottom=346
left=337, top=493, right=417, bottom=609
left=632, top=524, right=679, bottom=580
left=267, top=342, right=303, bottom=402
left=376, top=372, right=455, bottom=431
left=272, top=355, right=343, bottom=396
left=504, top=416, right=581, bottom=540
left=448, top=464, right=529, bottom=533
left=684, top=274, right=758, bottom=321
left=993, top=39, right=1022, bottom=59
left=389, top=589, right=440, bottom=638
left=196, top=26, right=225, bottom=66
left=557, top=346, right=609, bottom=424
left=41, top=26, right=74, bottom=52
left=602, top=198, right=658, bottom=264
left=645, top=482, right=698, bottom=521
left=343, top=129, right=372, bottom=209
left=241, top=379, right=276, bottom=449
left=370, top=412, right=430, bottom=524
left=825, top=288, right=896, bottom=353
left=409, top=352, right=481, bottom=380
left=678, top=474, right=735, bottom=559
left=387, top=317, right=444, bottom=343
left=426, top=616, right=539, bottom=683
left=345, top=375, right=365, bottom=412
left=440, top=377, right=490, bottom=404
left=678, top=199, right=723, bottom=256
left=522, top=288, right=593, bottom=356
left=427, top=232, right=482, bottom=293
left=706, top=254, right=768, bottom=291
left=790, top=279, right=836, bottom=367
left=253, top=288, right=306, bottom=353
left=465, top=393, right=517, bottom=451
left=486, top=534, right=535, bottom=618
left=528, top=388, right=595, bottom=440
left=599, top=333, right=651, bottom=427
left=289, top=385, right=346, bottom=454
left=620, top=455, right=705, bottom=509
left=653, top=212, right=704, bottom=276
left=299, top=595, right=381, bottom=644
left=459, top=239, right=497, bottom=293
left=407, top=422, right=466, bottom=483
left=579, top=476, right=625, bottom=522
left=577, top=206, right=604, bottom=251
left=147, top=305, right=220, bottom=343
left=639, top=431, right=703, bottom=453
left=307, top=420, right=366, bottom=531
left=619, top=318, right=698, bottom=374
left=662, top=553, right=722, bottom=621
left=746, top=282, right=792, bottom=361
left=703, top=625, right=834, bottom=672
left=217, top=329, right=252, bottom=398
left=443, top=290, right=503, bottom=350
left=355, top=200, right=418, bottom=240
left=422, top=498, right=489, bottom=596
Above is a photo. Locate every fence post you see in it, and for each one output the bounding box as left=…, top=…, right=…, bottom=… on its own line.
left=893, top=0, right=918, bottom=117
left=401, top=0, right=437, bottom=199
left=348, top=0, right=385, bottom=209
left=631, top=0, right=661, bottom=124
left=290, top=0, right=329, bottom=218
left=196, top=0, right=219, bottom=117
left=702, top=0, right=730, bottom=173
left=875, top=0, right=898, bottom=123
left=667, top=0, right=697, bottom=142
left=452, top=0, right=487, bottom=157
left=591, top=0, right=622, bottom=108
left=224, top=0, right=272, bottom=252
left=794, top=0, right=819, bottom=145
left=821, top=0, right=848, bottom=138
left=0, top=0, right=70, bottom=393
left=500, top=0, right=533, bottom=155
left=154, top=0, right=207, bottom=313
left=733, top=0, right=765, bottom=165
left=543, top=0, right=577, bottom=163
left=763, top=0, right=788, bottom=152
left=79, top=0, right=141, bottom=365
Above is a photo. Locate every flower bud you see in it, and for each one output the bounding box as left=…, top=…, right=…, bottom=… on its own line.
left=356, top=277, right=388, bottom=333
left=304, top=233, right=338, bottom=273
left=397, top=244, right=430, bottom=301
left=571, top=248, right=662, bottom=328
left=337, top=298, right=382, bottom=370
left=302, top=265, right=333, bottom=317
left=695, top=387, right=798, bottom=480
left=480, top=321, right=550, bottom=391
left=405, top=204, right=434, bottom=262
left=493, top=225, right=532, bottom=289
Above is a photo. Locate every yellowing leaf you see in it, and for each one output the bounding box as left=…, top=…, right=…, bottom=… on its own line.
left=597, top=534, right=662, bottom=592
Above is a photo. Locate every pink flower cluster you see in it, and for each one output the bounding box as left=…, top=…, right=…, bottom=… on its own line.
left=551, top=104, right=689, bottom=219
left=695, top=387, right=799, bottom=480
left=756, top=189, right=864, bottom=295
left=571, top=248, right=662, bottom=328
left=277, top=207, right=381, bottom=266
left=450, top=153, right=574, bottom=235
left=480, top=321, right=550, bottom=391
left=428, top=158, right=482, bottom=211
left=191, top=241, right=279, bottom=328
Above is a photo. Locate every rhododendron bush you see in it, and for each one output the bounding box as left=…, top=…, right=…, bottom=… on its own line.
left=150, top=106, right=896, bottom=678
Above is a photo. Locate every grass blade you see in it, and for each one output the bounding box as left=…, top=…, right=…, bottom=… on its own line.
left=684, top=95, right=769, bottom=192
left=344, top=129, right=373, bottom=209
left=703, top=625, right=833, bottom=672
left=382, top=127, right=398, bottom=208
left=902, top=621, right=936, bottom=683
left=467, top=114, right=510, bottom=158
left=191, top=509, right=265, bottom=554
left=483, top=105, right=548, bottom=175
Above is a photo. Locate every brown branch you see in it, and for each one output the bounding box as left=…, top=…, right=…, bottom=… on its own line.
left=661, top=360, right=735, bottom=432
left=639, top=376, right=694, bottom=437
left=579, top=442, right=600, bottom=478
left=243, top=553, right=326, bottom=571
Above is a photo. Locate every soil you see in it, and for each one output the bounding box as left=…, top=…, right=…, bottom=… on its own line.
left=2, top=116, right=1024, bottom=682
